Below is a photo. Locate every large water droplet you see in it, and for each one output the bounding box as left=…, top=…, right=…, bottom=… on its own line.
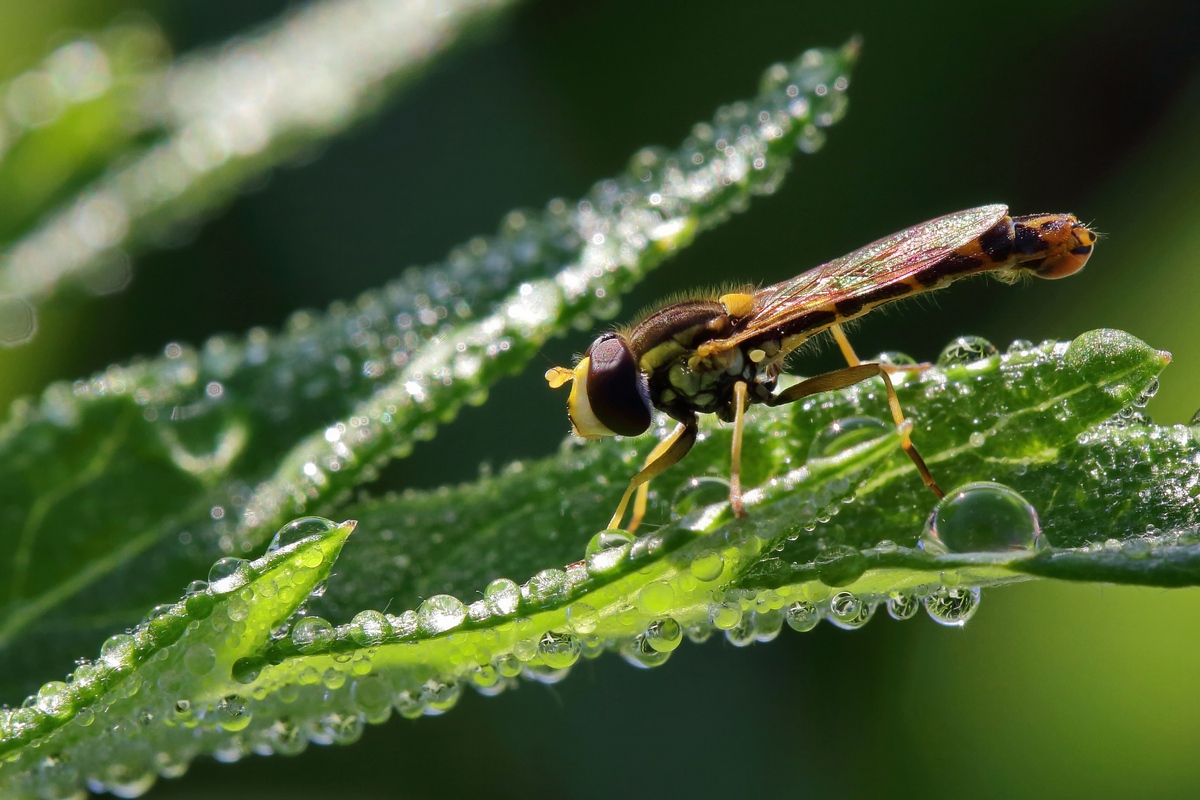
left=208, top=557, right=252, bottom=594
left=585, top=530, right=632, bottom=575
left=537, top=632, right=582, bottom=669
left=484, top=578, right=521, bottom=617
left=922, top=482, right=1042, bottom=553
left=937, top=335, right=998, bottom=367
left=214, top=695, right=251, bottom=731
left=566, top=602, right=598, bottom=634
left=637, top=581, right=675, bottom=615
left=350, top=610, right=390, bottom=646
left=807, top=417, right=889, bottom=460
left=815, top=544, right=868, bottom=587
left=924, top=586, right=981, bottom=627
left=620, top=635, right=671, bottom=669
left=785, top=601, right=821, bottom=632
left=644, top=618, right=683, bottom=653
left=35, top=681, right=72, bottom=719
left=291, top=617, right=335, bottom=653
left=689, top=550, right=725, bottom=582
left=827, top=592, right=875, bottom=630
left=417, top=594, right=467, bottom=634
left=0, top=295, right=37, bottom=346
left=267, top=516, right=336, bottom=553
left=886, top=593, right=920, bottom=621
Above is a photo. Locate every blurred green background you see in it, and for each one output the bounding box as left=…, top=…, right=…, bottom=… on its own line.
left=2, top=0, right=1199, bottom=797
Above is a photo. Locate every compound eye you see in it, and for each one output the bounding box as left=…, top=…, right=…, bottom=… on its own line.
left=586, top=335, right=651, bottom=437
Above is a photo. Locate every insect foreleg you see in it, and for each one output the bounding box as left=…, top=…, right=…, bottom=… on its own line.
left=767, top=363, right=944, bottom=499
left=609, top=416, right=699, bottom=532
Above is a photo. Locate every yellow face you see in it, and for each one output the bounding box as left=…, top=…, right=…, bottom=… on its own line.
left=545, top=333, right=653, bottom=440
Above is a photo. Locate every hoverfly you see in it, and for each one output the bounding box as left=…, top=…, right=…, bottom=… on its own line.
left=546, top=204, right=1096, bottom=532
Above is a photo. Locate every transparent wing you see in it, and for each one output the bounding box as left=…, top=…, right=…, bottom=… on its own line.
left=721, top=204, right=1009, bottom=346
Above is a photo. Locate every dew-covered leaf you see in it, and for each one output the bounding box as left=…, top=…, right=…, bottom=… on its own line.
left=0, top=520, right=352, bottom=798
left=0, top=40, right=860, bottom=699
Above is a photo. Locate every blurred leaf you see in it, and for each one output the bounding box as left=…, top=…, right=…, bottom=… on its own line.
left=0, top=40, right=860, bottom=699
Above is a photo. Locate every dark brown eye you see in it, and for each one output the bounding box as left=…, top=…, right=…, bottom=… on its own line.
left=586, top=334, right=651, bottom=436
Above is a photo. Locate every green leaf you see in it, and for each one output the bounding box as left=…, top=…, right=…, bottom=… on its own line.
left=0, top=520, right=352, bottom=797
left=3, top=330, right=1194, bottom=795
left=0, top=40, right=860, bottom=699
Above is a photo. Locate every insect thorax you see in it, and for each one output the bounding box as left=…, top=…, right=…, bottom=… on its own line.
left=627, top=300, right=781, bottom=422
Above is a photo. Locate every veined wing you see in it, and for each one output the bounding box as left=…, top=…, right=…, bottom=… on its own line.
left=721, top=204, right=1010, bottom=347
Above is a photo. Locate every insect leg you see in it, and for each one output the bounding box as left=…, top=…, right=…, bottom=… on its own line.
left=767, top=363, right=944, bottom=499
left=609, top=416, right=699, bottom=532
left=729, top=381, right=750, bottom=518
left=830, top=322, right=932, bottom=375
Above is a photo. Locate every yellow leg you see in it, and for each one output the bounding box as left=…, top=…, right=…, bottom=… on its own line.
left=729, top=381, right=749, bottom=518
left=609, top=417, right=699, bottom=532
left=769, top=362, right=944, bottom=498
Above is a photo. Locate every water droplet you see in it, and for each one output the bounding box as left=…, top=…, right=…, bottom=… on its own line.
left=620, top=635, right=672, bottom=669
left=689, top=550, right=725, bottom=582
left=937, top=336, right=998, bottom=367
left=785, top=601, right=821, bottom=632
left=671, top=476, right=731, bottom=518
left=637, top=581, right=675, bottom=614
left=291, top=617, right=335, bottom=653
left=352, top=676, right=392, bottom=723
left=1132, top=376, right=1159, bottom=408
left=183, top=643, right=216, bottom=676
left=100, top=633, right=135, bottom=668
left=585, top=530, right=632, bottom=574
left=0, top=295, right=37, bottom=346
left=232, top=657, right=261, bottom=685
left=537, top=632, right=582, bottom=669
left=886, top=593, right=920, bottom=620
left=645, top=618, right=683, bottom=653
left=35, top=681, right=72, bottom=719
left=417, top=594, right=467, bottom=634
left=350, top=610, right=390, bottom=646
left=827, top=592, right=875, bottom=630
left=526, top=569, right=568, bottom=604
left=876, top=351, right=918, bottom=368
left=815, top=544, right=869, bottom=587
left=267, top=516, right=336, bottom=552
left=807, top=417, right=889, bottom=460
left=184, top=581, right=214, bottom=618
left=924, top=586, right=981, bottom=627
left=214, top=695, right=251, bottom=731
left=922, top=482, right=1042, bottom=553
left=566, top=602, right=598, bottom=634
left=208, top=557, right=252, bottom=594
left=708, top=601, right=742, bottom=630
left=484, top=578, right=521, bottom=617
left=495, top=654, right=522, bottom=678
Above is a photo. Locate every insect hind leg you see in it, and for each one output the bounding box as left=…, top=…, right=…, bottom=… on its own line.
left=766, top=362, right=944, bottom=499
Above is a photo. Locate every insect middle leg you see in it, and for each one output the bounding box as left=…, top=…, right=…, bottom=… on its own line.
left=609, top=416, right=699, bottom=532
left=767, top=355, right=944, bottom=499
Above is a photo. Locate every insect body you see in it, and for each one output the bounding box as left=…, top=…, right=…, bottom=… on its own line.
left=546, top=205, right=1096, bottom=532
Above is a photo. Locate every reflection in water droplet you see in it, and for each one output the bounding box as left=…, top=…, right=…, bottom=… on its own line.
left=291, top=617, right=335, bottom=653
left=827, top=592, right=875, bottom=630
left=876, top=350, right=918, bottom=368
left=484, top=578, right=521, bottom=617
left=785, top=601, right=821, bottom=632
left=417, top=594, right=467, bottom=634
left=620, top=635, right=672, bottom=669
left=886, top=593, right=920, bottom=620
left=566, top=602, right=598, bottom=634
left=268, top=516, right=336, bottom=552
left=585, top=530, right=632, bottom=575
left=537, top=632, right=581, bottom=669
left=208, top=557, right=252, bottom=594
left=645, top=618, right=683, bottom=653
left=922, top=482, right=1042, bottom=553
left=807, top=417, right=889, bottom=461
left=924, top=586, right=981, bottom=627
left=937, top=335, right=997, bottom=367
left=1132, top=376, right=1159, bottom=409
left=214, top=695, right=251, bottom=731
